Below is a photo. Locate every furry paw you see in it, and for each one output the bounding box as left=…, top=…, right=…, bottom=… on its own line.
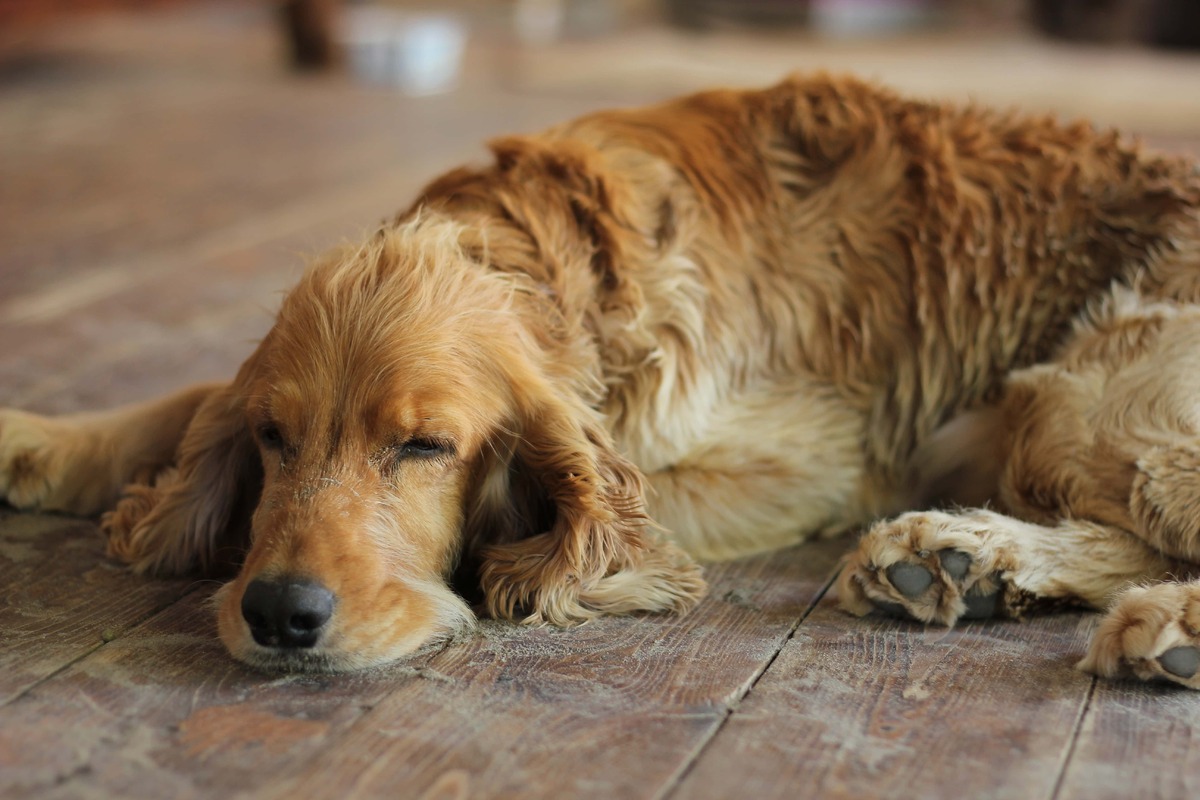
left=0, top=408, right=68, bottom=511
left=839, top=510, right=1019, bottom=626
left=1079, top=581, right=1200, bottom=689
left=481, top=532, right=706, bottom=625
left=0, top=408, right=119, bottom=516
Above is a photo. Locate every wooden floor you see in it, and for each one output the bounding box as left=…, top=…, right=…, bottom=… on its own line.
left=4, top=6, right=1200, bottom=798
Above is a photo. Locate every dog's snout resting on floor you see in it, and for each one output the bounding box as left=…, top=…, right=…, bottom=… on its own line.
left=2, top=74, right=1200, bottom=679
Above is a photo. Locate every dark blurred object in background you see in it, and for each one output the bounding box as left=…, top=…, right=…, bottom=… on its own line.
left=0, top=0, right=342, bottom=69
left=664, top=0, right=811, bottom=30
left=281, top=0, right=339, bottom=68
left=659, top=0, right=1198, bottom=48
left=1032, top=0, right=1200, bottom=49
left=663, top=0, right=945, bottom=35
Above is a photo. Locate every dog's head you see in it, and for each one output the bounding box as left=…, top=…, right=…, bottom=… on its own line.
left=191, top=219, right=702, bottom=672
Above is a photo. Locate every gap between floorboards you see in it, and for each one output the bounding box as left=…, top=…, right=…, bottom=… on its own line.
left=0, top=584, right=207, bottom=709
left=1049, top=675, right=1099, bottom=800
left=653, top=565, right=843, bottom=800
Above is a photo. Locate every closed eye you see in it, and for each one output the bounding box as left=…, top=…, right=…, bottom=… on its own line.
left=257, top=423, right=286, bottom=451
left=394, top=438, right=452, bottom=460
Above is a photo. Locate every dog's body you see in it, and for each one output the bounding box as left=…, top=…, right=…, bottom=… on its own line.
left=3, top=75, right=1200, bottom=678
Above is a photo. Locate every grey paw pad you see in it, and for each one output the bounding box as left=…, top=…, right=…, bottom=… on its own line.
left=1159, top=646, right=1200, bottom=679
left=960, top=585, right=1001, bottom=619
left=886, top=562, right=933, bottom=599
left=957, top=573, right=1003, bottom=620
left=871, top=599, right=913, bottom=620
left=938, top=549, right=972, bottom=581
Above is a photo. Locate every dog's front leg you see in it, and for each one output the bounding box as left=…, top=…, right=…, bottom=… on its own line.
left=837, top=508, right=1179, bottom=625
left=0, top=384, right=220, bottom=517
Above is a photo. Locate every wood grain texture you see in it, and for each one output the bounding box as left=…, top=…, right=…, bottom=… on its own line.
left=0, top=588, right=432, bottom=800
left=0, top=511, right=192, bottom=706
left=671, top=603, right=1101, bottom=800
left=0, top=9, right=616, bottom=304
left=0, top=540, right=842, bottom=800
left=6, top=6, right=1200, bottom=799
left=1057, top=680, right=1200, bottom=800
left=260, top=541, right=844, bottom=799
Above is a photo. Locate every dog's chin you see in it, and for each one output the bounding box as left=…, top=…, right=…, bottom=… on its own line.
left=227, top=635, right=463, bottom=674
left=224, top=626, right=438, bottom=673
left=233, top=646, right=350, bottom=675
left=218, top=620, right=460, bottom=675
left=221, top=630, right=436, bottom=674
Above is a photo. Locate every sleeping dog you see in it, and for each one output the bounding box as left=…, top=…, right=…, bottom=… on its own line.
left=2, top=74, right=1198, bottom=679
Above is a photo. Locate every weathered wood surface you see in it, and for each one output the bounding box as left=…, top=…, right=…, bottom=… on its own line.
left=0, top=588, right=425, bottom=800
left=1057, top=680, right=1200, bottom=800
left=5, top=6, right=1200, bottom=800
left=671, top=603, right=1102, bottom=800
left=0, top=540, right=843, bottom=799
left=0, top=512, right=193, bottom=706
left=259, top=543, right=843, bottom=800
left=0, top=15, right=609, bottom=303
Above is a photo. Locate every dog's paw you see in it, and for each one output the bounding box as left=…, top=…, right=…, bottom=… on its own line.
left=838, top=510, right=1019, bottom=626
left=0, top=408, right=115, bottom=516
left=0, top=408, right=66, bottom=511
left=1079, top=581, right=1200, bottom=689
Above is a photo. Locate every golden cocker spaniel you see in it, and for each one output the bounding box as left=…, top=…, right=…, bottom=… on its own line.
left=3, top=75, right=1200, bottom=682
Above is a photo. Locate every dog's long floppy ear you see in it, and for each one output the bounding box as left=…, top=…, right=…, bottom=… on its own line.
left=478, top=368, right=707, bottom=626
left=103, top=350, right=265, bottom=577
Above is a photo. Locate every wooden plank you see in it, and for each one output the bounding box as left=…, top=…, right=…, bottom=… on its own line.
left=0, top=539, right=843, bottom=799
left=5, top=10, right=1200, bottom=800
left=1056, top=680, right=1200, bottom=800
left=261, top=541, right=844, bottom=800
left=0, top=7, right=620, bottom=304
left=0, top=511, right=192, bottom=706
left=670, top=603, right=1100, bottom=800
left=0, top=159, right=454, bottom=412
left=0, top=589, right=421, bottom=800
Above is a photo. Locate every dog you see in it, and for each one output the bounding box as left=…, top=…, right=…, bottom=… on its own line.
left=1, top=74, right=1198, bottom=677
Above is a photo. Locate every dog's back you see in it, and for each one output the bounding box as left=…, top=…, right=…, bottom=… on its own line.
left=408, top=74, right=1200, bottom=554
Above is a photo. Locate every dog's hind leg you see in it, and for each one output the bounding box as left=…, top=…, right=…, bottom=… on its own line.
left=1080, top=579, right=1200, bottom=689
left=840, top=507, right=1200, bottom=689
left=0, top=384, right=221, bottom=517
left=1130, top=439, right=1200, bottom=563
left=838, top=508, right=1181, bottom=626
left=1064, top=442, right=1200, bottom=689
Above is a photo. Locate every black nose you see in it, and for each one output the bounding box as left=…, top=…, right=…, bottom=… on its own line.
left=240, top=577, right=335, bottom=649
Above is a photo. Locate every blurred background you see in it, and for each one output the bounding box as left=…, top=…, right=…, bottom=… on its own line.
left=2, top=0, right=1199, bottom=412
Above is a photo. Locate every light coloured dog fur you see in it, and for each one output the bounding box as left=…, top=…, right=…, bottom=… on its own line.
left=839, top=285, right=1200, bottom=686
left=2, top=75, right=1199, bottom=680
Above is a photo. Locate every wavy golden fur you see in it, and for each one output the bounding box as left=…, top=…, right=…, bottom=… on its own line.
left=3, top=74, right=1200, bottom=678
